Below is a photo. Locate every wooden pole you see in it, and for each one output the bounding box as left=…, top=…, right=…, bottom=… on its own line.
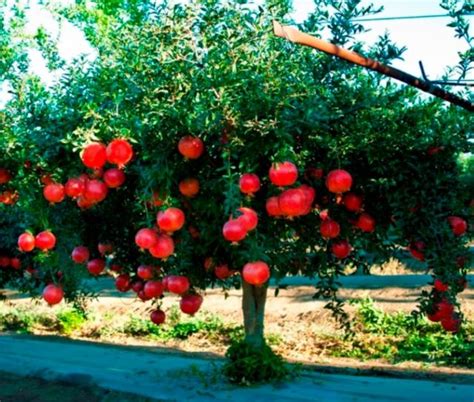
left=273, top=21, right=474, bottom=112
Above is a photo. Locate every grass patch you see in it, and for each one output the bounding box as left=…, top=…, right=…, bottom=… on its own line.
left=331, top=298, right=474, bottom=368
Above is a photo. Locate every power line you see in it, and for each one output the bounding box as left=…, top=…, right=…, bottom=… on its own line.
left=353, top=13, right=474, bottom=22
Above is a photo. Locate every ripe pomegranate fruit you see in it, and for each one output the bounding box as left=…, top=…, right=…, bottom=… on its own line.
left=18, top=232, right=35, bottom=252
left=135, top=228, right=158, bottom=249
left=167, top=275, right=190, bottom=294
left=215, top=264, right=232, bottom=280
left=179, top=178, right=200, bottom=197
left=149, top=234, right=175, bottom=259
left=10, top=257, right=21, bottom=270
left=98, top=242, right=113, bottom=255
left=151, top=190, right=166, bottom=207
left=326, top=169, right=353, bottom=193
left=43, top=183, right=65, bottom=203
left=441, top=314, right=461, bottom=333
left=0, top=168, right=11, bottom=184
left=144, top=280, right=164, bottom=299
left=269, top=161, right=298, bottom=187
left=298, top=184, right=316, bottom=214
left=242, top=261, right=270, bottom=286
left=71, top=246, right=90, bottom=264
left=180, top=294, right=203, bottom=315
left=178, top=136, right=204, bottom=159
left=356, top=213, right=376, bottom=233
left=131, top=280, right=144, bottom=293
left=237, top=207, right=258, bottom=231
left=84, top=179, right=108, bottom=203
left=115, top=274, right=131, bottom=292
left=239, top=173, right=261, bottom=195
left=137, top=265, right=154, bottom=280
left=103, top=168, right=126, bottom=188
left=81, top=142, right=107, bottom=169
left=150, top=309, right=166, bottom=325
left=35, top=231, right=56, bottom=251
left=447, top=216, right=467, bottom=236
left=434, top=279, right=449, bottom=292
left=0, top=256, right=10, bottom=267
left=42, top=284, right=64, bottom=305
left=306, top=167, right=324, bottom=180
left=87, top=259, right=106, bottom=276
left=106, top=138, right=133, bottom=166
left=222, top=219, right=247, bottom=242
left=331, top=240, right=351, bottom=259
left=65, top=177, right=86, bottom=198
left=409, top=241, right=425, bottom=262
left=279, top=188, right=307, bottom=217
left=343, top=193, right=363, bottom=212
left=320, top=219, right=340, bottom=239
left=157, top=208, right=185, bottom=232
left=266, top=196, right=282, bottom=217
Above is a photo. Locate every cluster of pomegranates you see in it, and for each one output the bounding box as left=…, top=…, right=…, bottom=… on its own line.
left=427, top=280, right=461, bottom=333
left=41, top=139, right=133, bottom=209
left=18, top=231, right=56, bottom=252
left=0, top=254, right=21, bottom=270
left=0, top=168, right=18, bottom=205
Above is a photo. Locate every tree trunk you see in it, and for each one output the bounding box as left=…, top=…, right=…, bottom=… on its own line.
left=242, top=281, right=267, bottom=348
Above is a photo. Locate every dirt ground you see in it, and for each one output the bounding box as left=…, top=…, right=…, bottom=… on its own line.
left=3, top=277, right=474, bottom=378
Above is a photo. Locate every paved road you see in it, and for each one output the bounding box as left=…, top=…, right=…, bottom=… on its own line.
left=0, top=334, right=473, bottom=402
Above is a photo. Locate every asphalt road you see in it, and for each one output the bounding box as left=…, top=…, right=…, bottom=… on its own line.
left=0, top=334, right=473, bottom=402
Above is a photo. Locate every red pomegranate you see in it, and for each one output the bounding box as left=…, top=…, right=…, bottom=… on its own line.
left=135, top=228, right=158, bottom=249
left=215, top=264, right=232, bottom=280
left=10, top=257, right=21, bottom=270
left=87, top=259, right=106, bottom=276
left=239, top=173, right=261, bottom=195
left=149, top=234, right=175, bottom=259
left=151, top=190, right=166, bottom=207
left=434, top=279, right=449, bottom=292
left=447, top=216, right=467, bottom=236
left=222, top=219, right=247, bottom=242
left=356, top=213, right=376, bottom=233
left=35, top=231, right=56, bottom=251
left=43, top=183, right=65, bottom=203
left=441, top=314, right=461, bottom=333
left=306, top=167, right=324, bottom=180
left=325, top=169, right=353, bottom=193
left=0, top=256, right=10, bottom=267
left=76, top=196, right=96, bottom=209
left=242, top=261, right=270, bottom=286
left=42, top=284, right=64, bottom=305
left=65, top=177, right=86, bottom=198
left=298, top=184, right=316, bottom=213
left=0, top=168, right=12, bottom=184
left=279, top=188, right=307, bottom=217
left=115, top=274, right=131, bottom=292
left=84, top=179, right=108, bottom=203
left=331, top=240, right=351, bottom=259
left=269, top=161, right=298, bottom=187
left=143, top=280, right=164, bottom=299
left=150, top=309, right=166, bottom=325
left=81, top=142, right=107, bottom=169
left=106, top=139, right=133, bottom=166
left=180, top=294, right=203, bottom=315
left=343, top=193, right=363, bottom=212
left=178, top=136, right=204, bottom=159
left=18, top=232, right=35, bottom=252
left=409, top=241, right=425, bottom=262
left=103, top=168, right=126, bottom=188
left=131, top=280, right=144, bottom=293
left=167, top=275, right=190, bottom=294
left=157, top=207, right=185, bottom=232
left=71, top=246, right=90, bottom=264
left=179, top=178, right=200, bottom=197
left=266, top=196, right=282, bottom=217
left=320, top=219, right=340, bottom=239
left=237, top=207, right=258, bottom=231
left=98, top=242, right=114, bottom=255
left=137, top=265, right=154, bottom=280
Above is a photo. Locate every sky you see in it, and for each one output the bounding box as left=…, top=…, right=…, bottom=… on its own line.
left=9, top=0, right=474, bottom=88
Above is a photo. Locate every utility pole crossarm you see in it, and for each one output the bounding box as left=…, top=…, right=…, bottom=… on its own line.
left=273, top=21, right=474, bottom=112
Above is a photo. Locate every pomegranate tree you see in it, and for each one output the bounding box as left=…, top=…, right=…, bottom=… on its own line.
left=0, top=0, right=471, bottom=383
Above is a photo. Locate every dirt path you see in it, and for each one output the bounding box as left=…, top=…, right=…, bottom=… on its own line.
left=0, top=334, right=473, bottom=402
